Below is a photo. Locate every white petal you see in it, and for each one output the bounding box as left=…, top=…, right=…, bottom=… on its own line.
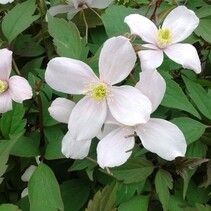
left=136, top=118, right=187, bottom=160
left=138, top=44, right=163, bottom=71
left=21, top=165, right=37, bottom=182
left=8, top=76, right=32, bottom=103
left=97, top=123, right=120, bottom=140
left=68, top=96, right=107, bottom=140
left=0, top=0, right=14, bottom=4
left=124, top=14, right=157, bottom=44
left=0, top=48, right=12, bottom=80
left=62, top=131, right=91, bottom=159
left=108, top=86, right=152, bottom=126
left=21, top=188, right=28, bottom=198
left=45, top=57, right=99, bottom=95
left=72, top=0, right=93, bottom=8
left=67, top=8, right=81, bottom=20
left=48, top=5, right=72, bottom=17
left=99, top=36, right=136, bottom=85
left=136, top=69, right=166, bottom=112
left=0, top=91, right=12, bottom=113
left=97, top=127, right=135, bottom=168
left=48, top=98, right=75, bottom=123
left=91, top=0, right=114, bottom=8
left=162, top=6, right=199, bottom=43
left=164, top=43, right=201, bottom=74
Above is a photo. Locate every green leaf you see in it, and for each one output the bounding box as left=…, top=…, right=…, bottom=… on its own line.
left=0, top=133, right=22, bottom=184
left=48, top=15, right=88, bottom=60
left=155, top=169, right=173, bottom=211
left=10, top=136, right=40, bottom=157
left=0, top=204, right=21, bottom=211
left=60, top=180, right=90, bottom=211
left=86, top=182, right=118, bottom=211
left=182, top=76, right=211, bottom=120
left=196, top=6, right=211, bottom=18
left=195, top=18, right=211, bottom=43
left=171, top=117, right=207, bottom=145
left=2, top=0, right=39, bottom=43
left=118, top=195, right=149, bottom=211
left=45, top=141, right=65, bottom=160
left=161, top=73, right=200, bottom=118
left=111, top=158, right=154, bottom=184
left=0, top=103, right=26, bottom=139
left=28, top=163, right=64, bottom=211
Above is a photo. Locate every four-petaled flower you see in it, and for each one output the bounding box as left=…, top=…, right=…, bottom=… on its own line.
left=45, top=36, right=152, bottom=142
left=0, top=49, right=32, bottom=113
left=125, top=6, right=201, bottom=73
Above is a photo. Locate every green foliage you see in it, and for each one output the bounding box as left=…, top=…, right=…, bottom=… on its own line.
left=0, top=204, right=21, bottom=211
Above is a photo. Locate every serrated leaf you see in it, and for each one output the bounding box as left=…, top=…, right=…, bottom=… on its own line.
left=28, top=163, right=64, bottom=211
left=0, top=103, right=26, bottom=139
left=155, top=169, right=173, bottom=211
left=182, top=76, right=211, bottom=120
left=2, top=0, right=39, bottom=43
left=161, top=73, right=200, bottom=118
left=118, top=195, right=149, bottom=211
left=0, top=204, right=21, bottom=211
left=171, top=117, right=207, bottom=145
left=110, top=158, right=154, bottom=184
left=60, top=180, right=90, bottom=211
left=47, top=14, right=88, bottom=60
left=86, top=182, right=118, bottom=211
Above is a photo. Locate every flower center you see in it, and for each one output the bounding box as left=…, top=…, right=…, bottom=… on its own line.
left=0, top=80, right=8, bottom=94
left=91, top=83, right=108, bottom=101
left=157, top=28, right=172, bottom=48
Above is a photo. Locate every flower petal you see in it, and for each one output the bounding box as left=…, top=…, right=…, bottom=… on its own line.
left=162, top=6, right=199, bottom=43
left=48, top=5, right=72, bottom=17
left=91, top=0, right=114, bottom=8
left=0, top=0, right=14, bottom=5
left=138, top=44, right=163, bottom=71
left=62, top=131, right=92, bottom=159
left=21, top=165, right=37, bottom=182
left=124, top=14, right=157, bottom=44
left=67, top=8, right=81, bottom=20
left=0, top=91, right=12, bottom=113
left=45, top=57, right=99, bottom=95
left=136, top=118, right=187, bottom=160
left=108, top=86, right=152, bottom=126
left=8, top=76, right=32, bottom=103
left=0, top=48, right=12, bottom=80
left=68, top=96, right=107, bottom=140
left=48, top=98, right=75, bottom=123
left=136, top=69, right=166, bottom=112
left=97, top=123, right=120, bottom=140
left=97, top=127, right=135, bottom=168
left=99, top=36, right=136, bottom=85
left=164, top=43, right=201, bottom=73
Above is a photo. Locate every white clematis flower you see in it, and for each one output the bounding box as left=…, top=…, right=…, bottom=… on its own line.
left=0, top=49, right=33, bottom=113
left=124, top=6, right=201, bottom=73
left=0, top=0, right=14, bottom=4
left=49, top=0, right=114, bottom=20
left=97, top=70, right=187, bottom=168
left=45, top=36, right=152, bottom=141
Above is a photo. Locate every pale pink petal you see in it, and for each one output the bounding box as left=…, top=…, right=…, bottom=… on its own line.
left=99, top=36, right=136, bottom=85
left=136, top=69, right=166, bottom=112
left=45, top=57, right=99, bottom=95
left=0, top=48, right=12, bottom=80
left=8, top=76, right=32, bottom=103
left=97, top=127, right=135, bottom=168
left=72, top=0, right=92, bottom=8
left=48, top=98, right=75, bottom=124
left=91, top=0, right=114, bottom=8
left=62, top=131, right=92, bottom=159
left=48, top=5, right=73, bottom=17
left=137, top=44, right=163, bottom=71
left=21, top=165, right=37, bottom=182
left=108, top=86, right=152, bottom=126
left=68, top=96, right=107, bottom=141
left=0, top=91, right=12, bottom=113
left=164, top=43, right=201, bottom=74
left=97, top=123, right=120, bottom=140
left=124, top=14, right=157, bottom=44
left=162, top=6, right=199, bottom=43
left=136, top=118, right=187, bottom=160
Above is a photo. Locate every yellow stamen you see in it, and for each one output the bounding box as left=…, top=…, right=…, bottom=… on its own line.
left=0, top=80, right=8, bottom=94
left=157, top=28, right=173, bottom=48
left=91, top=83, right=108, bottom=101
